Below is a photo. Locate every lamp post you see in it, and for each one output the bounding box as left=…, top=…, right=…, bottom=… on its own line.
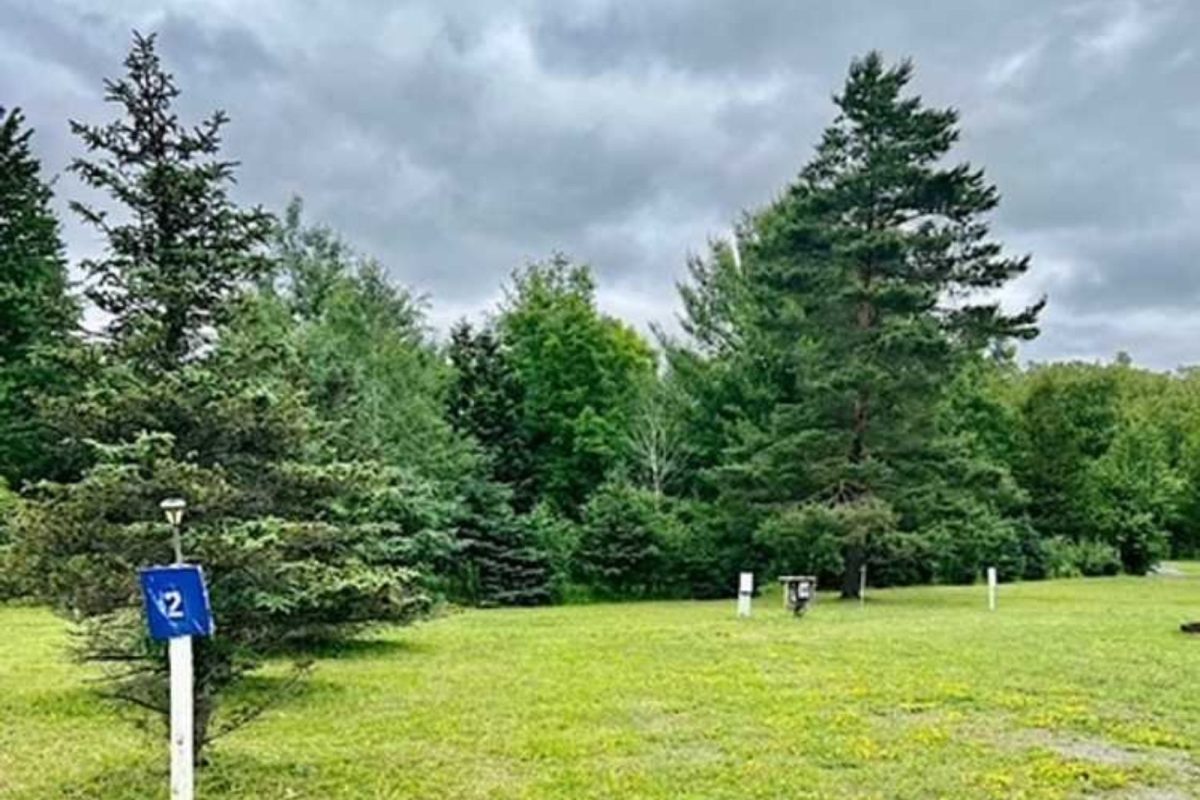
left=158, top=497, right=193, bottom=800
left=160, top=498, right=186, bottom=564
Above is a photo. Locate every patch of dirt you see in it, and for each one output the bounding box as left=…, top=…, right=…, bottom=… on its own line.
left=1051, top=737, right=1143, bottom=767
left=1001, top=728, right=1200, bottom=797
left=1005, top=728, right=1141, bottom=766
left=1110, top=790, right=1193, bottom=800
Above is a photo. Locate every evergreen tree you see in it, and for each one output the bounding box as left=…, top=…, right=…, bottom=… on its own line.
left=272, top=197, right=354, bottom=321
left=575, top=480, right=674, bottom=598
left=664, top=239, right=780, bottom=500
left=18, top=33, right=439, bottom=759
left=444, top=322, right=556, bottom=604
left=57, top=30, right=280, bottom=471
left=268, top=199, right=467, bottom=481
left=446, top=320, right=530, bottom=499
left=0, top=107, right=78, bottom=484
left=451, top=475, right=552, bottom=606
left=69, top=31, right=273, bottom=372
left=682, top=53, right=1042, bottom=596
left=269, top=202, right=553, bottom=607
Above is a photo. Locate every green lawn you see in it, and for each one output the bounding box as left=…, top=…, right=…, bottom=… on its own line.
left=3, top=573, right=1199, bottom=799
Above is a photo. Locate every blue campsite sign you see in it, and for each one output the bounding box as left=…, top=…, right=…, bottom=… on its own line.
left=139, top=565, right=214, bottom=641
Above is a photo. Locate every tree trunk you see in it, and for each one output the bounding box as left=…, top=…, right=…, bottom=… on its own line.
left=841, top=291, right=874, bottom=599
left=850, top=389, right=869, bottom=463
left=841, top=542, right=865, bottom=599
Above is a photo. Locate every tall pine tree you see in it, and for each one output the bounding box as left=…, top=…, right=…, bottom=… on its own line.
left=686, top=53, right=1041, bottom=597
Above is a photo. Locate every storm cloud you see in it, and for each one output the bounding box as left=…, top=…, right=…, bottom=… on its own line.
left=2, top=0, right=1197, bottom=366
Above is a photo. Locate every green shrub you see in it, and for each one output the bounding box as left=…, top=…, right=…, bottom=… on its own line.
left=661, top=499, right=760, bottom=599
left=575, top=481, right=678, bottom=598
left=868, top=530, right=935, bottom=587
left=1073, top=539, right=1123, bottom=577
left=1041, top=537, right=1122, bottom=578
left=754, top=498, right=899, bottom=592
left=0, top=481, right=22, bottom=600
left=925, top=507, right=1029, bottom=585
left=521, top=502, right=581, bottom=602
left=755, top=505, right=845, bottom=585
left=0, top=544, right=23, bottom=601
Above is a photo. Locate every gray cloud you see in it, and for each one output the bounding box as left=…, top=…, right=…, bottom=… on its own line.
left=2, top=0, right=1197, bottom=367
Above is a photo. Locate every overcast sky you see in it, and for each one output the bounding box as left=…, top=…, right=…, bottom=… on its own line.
left=3, top=0, right=1198, bottom=367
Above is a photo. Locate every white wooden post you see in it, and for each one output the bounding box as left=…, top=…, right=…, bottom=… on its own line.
left=169, top=506, right=193, bottom=800
left=859, top=564, right=867, bottom=606
left=737, top=572, right=753, bottom=618
left=169, top=634, right=195, bottom=800
left=987, top=566, right=997, bottom=612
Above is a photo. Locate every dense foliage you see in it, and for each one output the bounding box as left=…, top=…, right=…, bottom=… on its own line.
left=0, top=107, right=78, bottom=484
left=3, top=34, right=1199, bottom=767
left=495, top=258, right=656, bottom=513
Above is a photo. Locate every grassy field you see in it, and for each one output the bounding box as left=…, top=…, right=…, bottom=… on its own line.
left=2, top=571, right=1199, bottom=799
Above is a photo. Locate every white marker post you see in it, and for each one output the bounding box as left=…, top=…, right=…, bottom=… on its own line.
left=859, top=564, right=867, bottom=607
left=737, top=572, right=753, bottom=618
left=170, top=635, right=195, bottom=799
left=140, top=560, right=212, bottom=800
left=987, top=566, right=997, bottom=612
left=161, top=498, right=194, bottom=800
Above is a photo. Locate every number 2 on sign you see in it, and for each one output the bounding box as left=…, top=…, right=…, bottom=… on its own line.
left=163, top=590, right=184, bottom=620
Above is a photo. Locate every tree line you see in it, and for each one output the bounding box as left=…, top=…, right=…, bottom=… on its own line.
left=1, top=35, right=1193, bottom=751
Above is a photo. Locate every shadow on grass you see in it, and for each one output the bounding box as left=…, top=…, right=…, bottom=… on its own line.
left=226, top=668, right=340, bottom=705
left=37, top=671, right=346, bottom=760
left=5, top=752, right=163, bottom=800
left=11, top=749, right=325, bottom=800
left=197, top=749, right=331, bottom=796
left=25, top=683, right=115, bottom=719
left=274, top=634, right=429, bottom=662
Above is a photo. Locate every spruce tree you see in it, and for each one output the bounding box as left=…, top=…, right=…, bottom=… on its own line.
left=452, top=474, right=552, bottom=606
left=445, top=322, right=555, bottom=604
left=69, top=31, right=272, bottom=372
left=0, top=107, right=78, bottom=484
left=19, top=32, right=437, bottom=760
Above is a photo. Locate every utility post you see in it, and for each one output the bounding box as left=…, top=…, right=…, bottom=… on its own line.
left=139, top=498, right=213, bottom=800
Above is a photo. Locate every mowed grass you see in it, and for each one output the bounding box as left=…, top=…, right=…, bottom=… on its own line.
left=3, top=573, right=1199, bottom=799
